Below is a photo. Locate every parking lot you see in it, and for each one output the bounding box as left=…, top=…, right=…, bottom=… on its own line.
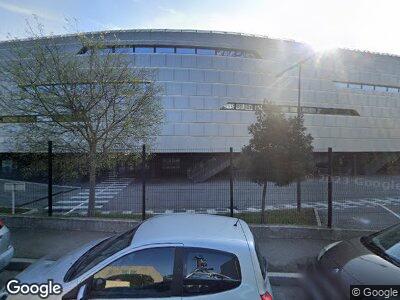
left=0, top=227, right=328, bottom=300
left=0, top=175, right=399, bottom=230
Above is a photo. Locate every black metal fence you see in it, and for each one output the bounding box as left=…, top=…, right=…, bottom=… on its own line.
left=1, top=142, right=400, bottom=231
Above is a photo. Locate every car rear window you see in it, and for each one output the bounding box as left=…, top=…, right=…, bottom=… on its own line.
left=64, top=225, right=139, bottom=282
left=182, top=248, right=241, bottom=296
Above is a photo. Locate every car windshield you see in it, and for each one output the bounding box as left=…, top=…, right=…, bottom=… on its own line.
left=363, top=224, right=400, bottom=266
left=64, top=225, right=139, bottom=282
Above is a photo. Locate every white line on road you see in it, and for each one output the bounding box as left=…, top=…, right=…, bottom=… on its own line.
left=52, top=205, right=103, bottom=210
left=71, top=195, right=115, bottom=199
left=268, top=272, right=302, bottom=279
left=375, top=203, right=400, bottom=219
left=57, top=200, right=109, bottom=204
left=64, top=180, right=124, bottom=215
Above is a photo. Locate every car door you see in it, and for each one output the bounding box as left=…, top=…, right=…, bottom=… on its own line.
left=179, top=247, right=244, bottom=299
left=81, top=245, right=182, bottom=300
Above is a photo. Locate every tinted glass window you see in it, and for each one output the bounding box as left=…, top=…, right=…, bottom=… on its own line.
left=176, top=47, right=196, bottom=54
left=222, top=103, right=235, bottom=110
left=115, top=47, right=134, bottom=54
left=156, top=47, right=175, bottom=54
left=162, top=158, right=180, bottom=170
left=375, top=86, right=388, bottom=92
left=197, top=48, right=216, bottom=55
left=90, top=247, right=175, bottom=298
left=135, top=47, right=154, bottom=54
left=216, top=49, right=245, bottom=57
left=335, top=82, right=348, bottom=89
left=348, top=83, right=362, bottom=89
left=0, top=115, right=36, bottom=123
left=301, top=107, right=317, bottom=114
left=182, top=248, right=241, bottom=296
left=362, top=84, right=375, bottom=91
left=65, top=227, right=138, bottom=281
left=97, top=48, right=114, bottom=55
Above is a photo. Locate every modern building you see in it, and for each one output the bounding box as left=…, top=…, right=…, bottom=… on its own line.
left=1, top=29, right=400, bottom=177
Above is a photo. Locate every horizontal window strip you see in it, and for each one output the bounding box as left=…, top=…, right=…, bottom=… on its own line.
left=221, top=102, right=360, bottom=116
left=335, top=81, right=400, bottom=94
left=78, top=45, right=260, bottom=59
left=0, top=115, right=83, bottom=124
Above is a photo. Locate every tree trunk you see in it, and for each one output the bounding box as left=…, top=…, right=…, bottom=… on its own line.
left=261, top=182, right=267, bottom=224
left=87, top=145, right=97, bottom=217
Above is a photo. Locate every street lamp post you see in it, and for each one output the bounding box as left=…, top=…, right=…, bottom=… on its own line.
left=296, top=64, right=302, bottom=211
left=275, top=53, right=316, bottom=212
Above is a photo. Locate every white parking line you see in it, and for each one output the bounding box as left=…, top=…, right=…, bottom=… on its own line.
left=53, top=205, right=103, bottom=210
left=375, top=203, right=400, bottom=219
left=71, top=195, right=115, bottom=199
left=268, top=272, right=302, bottom=279
left=57, top=200, right=109, bottom=204
left=63, top=179, right=129, bottom=215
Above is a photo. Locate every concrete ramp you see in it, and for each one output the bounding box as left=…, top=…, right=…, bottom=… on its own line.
left=188, top=156, right=230, bottom=183
left=364, top=153, right=400, bottom=175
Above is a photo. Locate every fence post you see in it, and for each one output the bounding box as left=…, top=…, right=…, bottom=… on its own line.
left=229, top=147, right=234, bottom=217
left=48, top=140, right=53, bottom=217
left=141, top=145, right=146, bottom=221
left=296, top=180, right=301, bottom=211
left=327, top=147, right=333, bottom=228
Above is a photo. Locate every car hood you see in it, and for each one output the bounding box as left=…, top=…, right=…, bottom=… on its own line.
left=17, top=237, right=109, bottom=284
left=323, top=238, right=400, bottom=285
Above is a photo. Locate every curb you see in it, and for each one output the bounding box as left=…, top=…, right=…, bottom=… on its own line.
left=0, top=214, right=375, bottom=240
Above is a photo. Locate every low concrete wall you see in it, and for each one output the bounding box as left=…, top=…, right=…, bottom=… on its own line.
left=250, top=224, right=374, bottom=241
left=1, top=214, right=139, bottom=233
left=1, top=214, right=375, bottom=240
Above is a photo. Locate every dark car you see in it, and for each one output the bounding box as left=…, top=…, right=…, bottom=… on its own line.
left=316, top=223, right=400, bottom=295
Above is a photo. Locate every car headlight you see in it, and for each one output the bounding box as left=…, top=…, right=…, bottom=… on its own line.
left=317, top=241, right=342, bottom=261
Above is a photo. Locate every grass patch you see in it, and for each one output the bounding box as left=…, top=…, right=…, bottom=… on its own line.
left=0, top=207, right=31, bottom=214
left=19, top=208, right=317, bottom=226
left=77, top=208, right=317, bottom=226
left=231, top=208, right=316, bottom=226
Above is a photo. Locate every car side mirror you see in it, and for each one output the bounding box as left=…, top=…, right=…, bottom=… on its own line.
left=77, top=284, right=88, bottom=300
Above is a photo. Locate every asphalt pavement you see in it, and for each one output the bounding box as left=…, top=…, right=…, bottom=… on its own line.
left=2, top=174, right=400, bottom=230
left=0, top=227, right=337, bottom=299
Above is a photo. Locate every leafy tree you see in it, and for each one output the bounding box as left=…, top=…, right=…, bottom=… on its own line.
left=241, top=102, right=313, bottom=223
left=0, top=24, right=163, bottom=216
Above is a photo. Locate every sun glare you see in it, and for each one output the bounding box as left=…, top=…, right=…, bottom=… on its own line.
left=308, top=41, right=338, bottom=53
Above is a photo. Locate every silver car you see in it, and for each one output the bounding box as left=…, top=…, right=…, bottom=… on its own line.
left=6, top=214, right=273, bottom=299
left=0, top=220, right=13, bottom=271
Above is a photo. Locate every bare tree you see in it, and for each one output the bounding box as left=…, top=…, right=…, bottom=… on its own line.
left=0, top=25, right=163, bottom=216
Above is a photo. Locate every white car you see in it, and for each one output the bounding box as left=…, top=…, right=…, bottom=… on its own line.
left=8, top=214, right=273, bottom=299
left=0, top=220, right=13, bottom=271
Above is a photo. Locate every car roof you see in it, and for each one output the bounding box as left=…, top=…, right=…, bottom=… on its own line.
left=131, top=214, right=248, bottom=249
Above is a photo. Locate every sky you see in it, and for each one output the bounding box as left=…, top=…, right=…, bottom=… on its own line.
left=0, top=0, right=399, bottom=55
